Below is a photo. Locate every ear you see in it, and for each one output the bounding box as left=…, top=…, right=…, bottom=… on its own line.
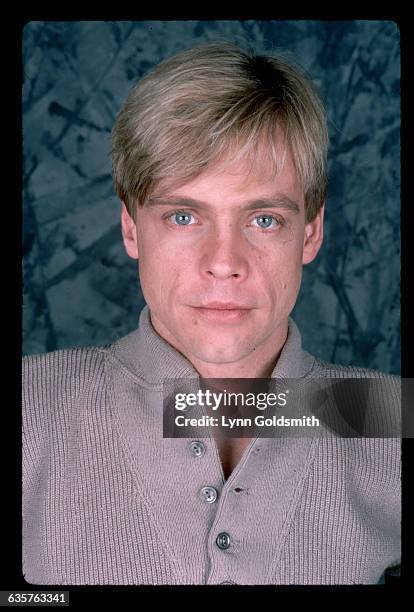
left=121, top=202, right=139, bottom=260
left=302, top=204, right=324, bottom=265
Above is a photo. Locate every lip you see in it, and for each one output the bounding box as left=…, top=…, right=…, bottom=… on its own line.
left=191, top=303, right=252, bottom=323
left=197, top=302, right=251, bottom=310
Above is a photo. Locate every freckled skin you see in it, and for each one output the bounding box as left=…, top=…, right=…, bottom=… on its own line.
left=121, top=148, right=324, bottom=379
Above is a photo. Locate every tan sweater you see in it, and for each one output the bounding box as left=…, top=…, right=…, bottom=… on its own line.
left=22, top=306, right=401, bottom=585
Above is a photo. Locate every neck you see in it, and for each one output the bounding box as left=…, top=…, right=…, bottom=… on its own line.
left=149, top=310, right=289, bottom=380
left=192, top=350, right=282, bottom=379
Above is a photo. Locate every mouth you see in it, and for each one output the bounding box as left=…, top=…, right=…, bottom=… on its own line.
left=190, top=303, right=253, bottom=324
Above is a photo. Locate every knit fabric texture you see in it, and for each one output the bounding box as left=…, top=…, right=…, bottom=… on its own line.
left=22, top=306, right=401, bottom=585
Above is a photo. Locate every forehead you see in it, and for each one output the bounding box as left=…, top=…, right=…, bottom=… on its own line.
left=151, top=140, right=303, bottom=207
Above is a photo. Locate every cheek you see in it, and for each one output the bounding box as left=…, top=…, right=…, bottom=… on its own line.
left=139, top=230, right=174, bottom=270
left=260, top=234, right=303, bottom=274
left=138, top=241, right=191, bottom=299
left=259, top=243, right=303, bottom=303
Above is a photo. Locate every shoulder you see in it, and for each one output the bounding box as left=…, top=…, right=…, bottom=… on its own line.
left=22, top=344, right=109, bottom=383
left=311, top=357, right=399, bottom=382
left=22, top=345, right=110, bottom=423
left=309, top=357, right=401, bottom=439
left=22, top=345, right=114, bottom=471
left=310, top=357, right=400, bottom=404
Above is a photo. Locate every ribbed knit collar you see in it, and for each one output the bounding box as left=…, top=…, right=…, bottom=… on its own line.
left=109, top=305, right=315, bottom=387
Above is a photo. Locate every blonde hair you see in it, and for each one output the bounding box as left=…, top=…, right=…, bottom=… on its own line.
left=110, top=40, right=328, bottom=223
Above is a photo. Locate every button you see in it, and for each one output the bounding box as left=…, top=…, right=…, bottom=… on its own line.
left=200, top=486, right=218, bottom=504
left=216, top=532, right=231, bottom=549
left=189, top=440, right=205, bottom=457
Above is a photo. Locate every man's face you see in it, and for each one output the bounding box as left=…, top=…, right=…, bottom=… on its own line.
left=122, top=146, right=324, bottom=374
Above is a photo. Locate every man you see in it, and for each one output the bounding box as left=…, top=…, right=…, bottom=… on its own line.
left=22, top=41, right=400, bottom=585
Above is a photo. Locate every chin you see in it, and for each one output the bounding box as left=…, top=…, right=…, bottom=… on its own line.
left=182, top=324, right=257, bottom=357
left=188, top=342, right=250, bottom=365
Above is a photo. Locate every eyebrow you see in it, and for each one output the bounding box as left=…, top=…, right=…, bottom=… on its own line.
left=147, top=195, right=301, bottom=214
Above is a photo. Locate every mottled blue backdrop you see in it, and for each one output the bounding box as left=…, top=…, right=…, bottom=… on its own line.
left=22, top=20, right=400, bottom=374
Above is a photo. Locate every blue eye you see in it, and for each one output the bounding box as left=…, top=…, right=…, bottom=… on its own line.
left=254, top=215, right=279, bottom=229
left=166, top=211, right=283, bottom=229
left=171, top=212, right=194, bottom=225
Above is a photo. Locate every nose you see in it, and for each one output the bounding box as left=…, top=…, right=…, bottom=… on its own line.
left=200, top=225, right=249, bottom=281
